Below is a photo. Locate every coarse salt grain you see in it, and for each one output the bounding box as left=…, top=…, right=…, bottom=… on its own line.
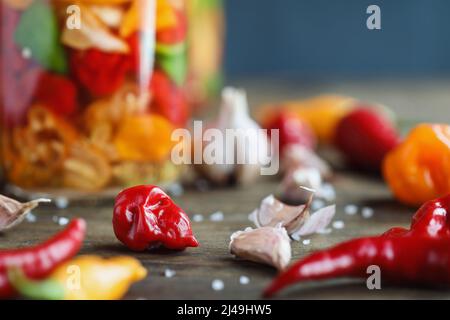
left=344, top=204, right=358, bottom=215
left=239, top=276, right=250, bottom=285
left=361, top=207, right=374, bottom=219
left=317, top=228, right=332, bottom=234
left=302, top=239, right=311, bottom=245
left=192, top=214, right=204, bottom=222
left=55, top=197, right=69, bottom=209
left=58, top=217, right=69, bottom=226
left=52, top=216, right=59, bottom=223
left=26, top=212, right=37, bottom=223
left=332, top=220, right=345, bottom=229
left=211, top=279, right=224, bottom=291
left=164, top=269, right=176, bottom=278
left=210, top=211, right=224, bottom=222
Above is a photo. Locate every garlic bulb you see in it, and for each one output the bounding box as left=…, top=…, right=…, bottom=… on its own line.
left=229, top=225, right=291, bottom=271
left=196, top=87, right=270, bottom=185
left=0, top=195, right=50, bottom=231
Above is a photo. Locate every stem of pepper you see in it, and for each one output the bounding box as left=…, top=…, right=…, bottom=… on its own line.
left=7, top=268, right=65, bottom=300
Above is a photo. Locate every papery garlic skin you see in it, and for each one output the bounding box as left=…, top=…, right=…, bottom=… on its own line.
left=0, top=195, right=51, bottom=231
left=197, top=87, right=270, bottom=185
left=249, top=194, right=309, bottom=230
left=229, top=226, right=291, bottom=271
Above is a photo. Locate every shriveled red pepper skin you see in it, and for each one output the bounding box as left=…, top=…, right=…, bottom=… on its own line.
left=113, top=185, right=199, bottom=251
left=0, top=218, right=86, bottom=298
left=264, top=194, right=450, bottom=297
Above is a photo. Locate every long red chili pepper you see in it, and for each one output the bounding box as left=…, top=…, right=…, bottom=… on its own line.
left=0, top=218, right=86, bottom=298
left=264, top=194, right=450, bottom=297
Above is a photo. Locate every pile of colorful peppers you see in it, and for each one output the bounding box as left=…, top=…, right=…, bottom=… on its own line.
left=1, top=0, right=189, bottom=191
left=261, top=96, right=450, bottom=206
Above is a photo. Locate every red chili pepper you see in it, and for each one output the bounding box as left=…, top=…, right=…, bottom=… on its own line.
left=264, top=194, right=450, bottom=297
left=70, top=49, right=129, bottom=96
left=0, top=218, right=86, bottom=298
left=35, top=72, right=78, bottom=116
left=150, top=70, right=189, bottom=127
left=113, top=185, right=199, bottom=251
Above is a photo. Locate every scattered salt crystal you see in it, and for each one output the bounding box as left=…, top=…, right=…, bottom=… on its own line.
left=344, top=204, right=358, bottom=215
left=58, top=217, right=69, bottom=226
left=55, top=197, right=69, bottom=209
left=211, top=279, right=224, bottom=291
left=192, top=214, right=204, bottom=222
left=291, top=233, right=301, bottom=241
left=361, top=207, right=374, bottom=219
left=317, top=228, right=332, bottom=234
left=164, top=269, right=176, bottom=278
left=26, top=212, right=37, bottom=223
left=311, top=199, right=325, bottom=211
left=209, top=211, right=224, bottom=222
left=332, top=220, right=345, bottom=229
left=239, top=276, right=250, bottom=285
left=302, top=239, right=311, bottom=245
left=167, top=183, right=184, bottom=197
left=52, top=216, right=59, bottom=223
left=21, top=47, right=32, bottom=59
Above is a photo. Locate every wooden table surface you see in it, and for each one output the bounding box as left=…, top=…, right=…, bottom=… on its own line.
left=1, top=79, right=450, bottom=299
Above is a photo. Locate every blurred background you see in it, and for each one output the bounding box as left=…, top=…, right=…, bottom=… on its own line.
left=220, top=0, right=450, bottom=123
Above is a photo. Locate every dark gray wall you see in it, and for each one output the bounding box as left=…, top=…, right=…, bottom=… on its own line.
left=224, top=0, right=450, bottom=77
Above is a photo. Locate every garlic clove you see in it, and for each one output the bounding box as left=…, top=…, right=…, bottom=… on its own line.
left=291, top=205, right=336, bottom=238
left=280, top=167, right=322, bottom=203
left=0, top=195, right=51, bottom=231
left=249, top=193, right=312, bottom=233
left=282, top=144, right=331, bottom=178
left=229, top=226, right=291, bottom=271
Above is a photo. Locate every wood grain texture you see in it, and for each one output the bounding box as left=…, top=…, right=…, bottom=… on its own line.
left=1, top=80, right=450, bottom=299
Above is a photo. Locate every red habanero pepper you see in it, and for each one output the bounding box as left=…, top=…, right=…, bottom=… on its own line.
left=264, top=194, right=450, bottom=297
left=70, top=49, right=129, bottom=96
left=35, top=72, right=78, bottom=116
left=113, top=185, right=199, bottom=251
left=0, top=218, right=86, bottom=298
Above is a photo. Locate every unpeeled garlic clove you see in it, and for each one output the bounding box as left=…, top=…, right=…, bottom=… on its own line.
left=229, top=226, right=291, bottom=271
left=0, top=195, right=51, bottom=231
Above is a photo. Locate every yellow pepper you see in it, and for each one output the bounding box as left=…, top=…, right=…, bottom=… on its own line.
left=9, top=256, right=147, bottom=300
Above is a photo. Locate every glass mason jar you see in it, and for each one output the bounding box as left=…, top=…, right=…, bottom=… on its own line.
left=0, top=0, right=188, bottom=198
left=186, top=0, right=223, bottom=110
